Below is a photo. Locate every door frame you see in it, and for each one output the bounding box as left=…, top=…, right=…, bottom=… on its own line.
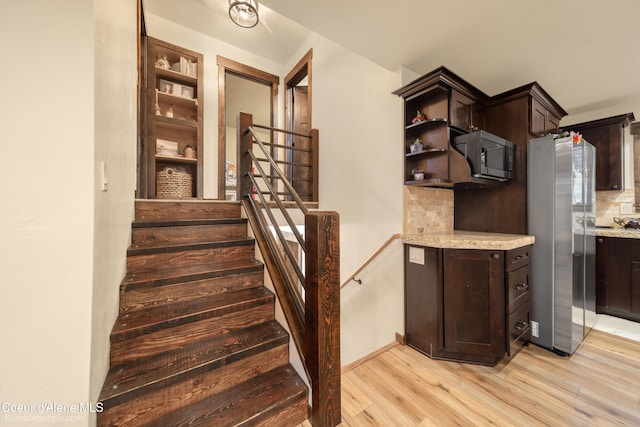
left=216, top=55, right=279, bottom=200
left=285, top=49, right=312, bottom=132
left=284, top=49, right=313, bottom=200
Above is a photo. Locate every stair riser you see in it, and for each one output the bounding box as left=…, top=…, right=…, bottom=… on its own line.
left=119, top=271, right=264, bottom=313
left=131, top=223, right=248, bottom=247
left=126, top=245, right=255, bottom=272
left=110, top=304, right=275, bottom=365
left=135, top=201, right=240, bottom=221
left=98, top=344, right=289, bottom=427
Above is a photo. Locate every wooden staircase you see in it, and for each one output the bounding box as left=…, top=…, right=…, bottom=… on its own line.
left=98, top=200, right=309, bottom=426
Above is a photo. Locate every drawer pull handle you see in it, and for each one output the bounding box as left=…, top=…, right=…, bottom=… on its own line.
left=515, top=283, right=529, bottom=291
left=514, top=254, right=527, bottom=261
left=514, top=321, right=529, bottom=332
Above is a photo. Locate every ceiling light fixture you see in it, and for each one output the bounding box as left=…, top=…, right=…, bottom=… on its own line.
left=228, top=0, right=259, bottom=28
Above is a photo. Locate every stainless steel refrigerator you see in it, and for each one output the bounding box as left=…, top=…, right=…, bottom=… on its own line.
left=528, top=134, right=596, bottom=355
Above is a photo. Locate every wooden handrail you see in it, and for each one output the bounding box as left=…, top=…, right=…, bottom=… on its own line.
left=238, top=112, right=340, bottom=427
left=341, top=233, right=402, bottom=289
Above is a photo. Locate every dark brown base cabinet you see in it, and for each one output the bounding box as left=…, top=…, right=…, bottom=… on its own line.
left=405, top=244, right=532, bottom=366
left=596, top=237, right=640, bottom=322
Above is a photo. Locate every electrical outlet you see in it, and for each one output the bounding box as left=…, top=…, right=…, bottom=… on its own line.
left=531, top=320, right=539, bottom=338
left=620, top=203, right=633, bottom=215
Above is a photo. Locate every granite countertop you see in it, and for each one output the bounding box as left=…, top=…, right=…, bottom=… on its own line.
left=596, top=228, right=640, bottom=239
left=403, top=230, right=535, bottom=250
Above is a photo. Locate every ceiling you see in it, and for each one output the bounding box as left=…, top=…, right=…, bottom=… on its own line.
left=144, top=0, right=640, bottom=116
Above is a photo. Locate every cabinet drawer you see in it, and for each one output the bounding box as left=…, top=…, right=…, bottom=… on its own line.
left=507, top=265, right=531, bottom=314
left=507, top=301, right=531, bottom=357
left=505, top=245, right=531, bottom=272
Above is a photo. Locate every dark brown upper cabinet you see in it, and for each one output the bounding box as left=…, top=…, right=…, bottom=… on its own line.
left=530, top=97, right=561, bottom=136
left=450, top=88, right=483, bottom=132
left=561, top=113, right=635, bottom=191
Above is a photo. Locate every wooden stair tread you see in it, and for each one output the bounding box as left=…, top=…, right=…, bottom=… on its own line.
left=122, top=259, right=264, bottom=290
left=144, top=364, right=307, bottom=427
left=127, top=237, right=255, bottom=255
left=100, top=320, right=289, bottom=405
left=135, top=200, right=241, bottom=221
left=111, top=286, right=274, bottom=341
left=132, top=217, right=247, bottom=228
left=119, top=270, right=264, bottom=313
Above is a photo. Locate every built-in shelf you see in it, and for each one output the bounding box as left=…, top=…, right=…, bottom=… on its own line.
left=406, top=148, right=448, bottom=158
left=155, top=66, right=198, bottom=84
left=156, top=154, right=198, bottom=165
left=143, top=36, right=203, bottom=199
left=405, top=178, right=454, bottom=187
left=154, top=115, right=198, bottom=129
left=157, top=90, right=198, bottom=108
left=405, top=118, right=448, bottom=130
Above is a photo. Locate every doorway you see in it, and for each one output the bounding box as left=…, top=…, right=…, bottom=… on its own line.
left=216, top=56, right=278, bottom=200
left=285, top=49, right=313, bottom=201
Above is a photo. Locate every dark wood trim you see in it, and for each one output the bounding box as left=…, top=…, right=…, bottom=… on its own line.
left=137, top=0, right=146, bottom=198
left=217, top=55, right=280, bottom=85
left=216, top=55, right=280, bottom=199
left=310, top=129, right=319, bottom=203
left=392, top=66, right=488, bottom=103
left=305, top=211, right=341, bottom=427
left=561, top=112, right=635, bottom=130
left=285, top=49, right=313, bottom=131
left=285, top=49, right=313, bottom=86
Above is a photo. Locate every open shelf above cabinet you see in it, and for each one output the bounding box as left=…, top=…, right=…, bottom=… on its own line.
left=405, top=118, right=448, bottom=130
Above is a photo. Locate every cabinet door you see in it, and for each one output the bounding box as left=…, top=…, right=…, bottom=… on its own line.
left=450, top=89, right=475, bottom=131
left=546, top=112, right=560, bottom=134
left=405, top=245, right=443, bottom=356
left=530, top=98, right=548, bottom=136
left=581, top=125, right=623, bottom=191
left=597, top=237, right=640, bottom=322
left=443, top=249, right=505, bottom=361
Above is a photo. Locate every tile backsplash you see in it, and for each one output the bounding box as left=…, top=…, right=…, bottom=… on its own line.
left=596, top=188, right=636, bottom=226
left=403, top=185, right=636, bottom=232
left=404, top=186, right=453, bottom=234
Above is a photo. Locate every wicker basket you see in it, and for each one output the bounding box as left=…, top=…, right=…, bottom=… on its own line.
left=156, top=166, right=193, bottom=198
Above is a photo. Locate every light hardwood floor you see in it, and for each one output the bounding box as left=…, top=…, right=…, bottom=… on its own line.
left=297, top=329, right=640, bottom=426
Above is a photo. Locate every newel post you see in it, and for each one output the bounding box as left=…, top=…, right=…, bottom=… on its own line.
left=237, top=112, right=253, bottom=200
left=310, top=128, right=319, bottom=203
left=305, top=211, right=341, bottom=427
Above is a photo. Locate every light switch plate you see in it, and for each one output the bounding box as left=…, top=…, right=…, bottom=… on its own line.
left=100, top=161, right=108, bottom=191
left=620, top=203, right=633, bottom=215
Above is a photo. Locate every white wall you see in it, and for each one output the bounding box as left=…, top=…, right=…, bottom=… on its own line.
left=284, top=35, right=405, bottom=366
left=90, top=2, right=138, bottom=426
left=0, top=1, right=95, bottom=426
left=0, top=2, right=137, bottom=426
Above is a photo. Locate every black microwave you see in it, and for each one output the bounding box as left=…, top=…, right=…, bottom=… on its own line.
left=452, top=131, right=514, bottom=181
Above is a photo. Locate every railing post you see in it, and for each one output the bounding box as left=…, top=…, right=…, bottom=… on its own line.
left=237, top=112, right=253, bottom=200
left=305, top=211, right=341, bottom=427
left=310, top=129, right=319, bottom=203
